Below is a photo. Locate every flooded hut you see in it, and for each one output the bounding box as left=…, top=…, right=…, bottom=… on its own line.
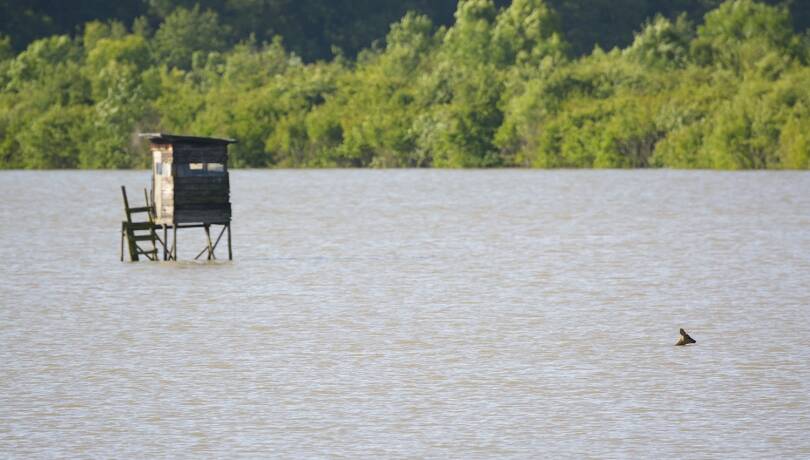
left=120, top=133, right=236, bottom=262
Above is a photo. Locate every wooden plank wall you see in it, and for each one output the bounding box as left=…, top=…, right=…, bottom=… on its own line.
left=149, top=141, right=232, bottom=225
left=172, top=143, right=228, bottom=164
left=174, top=204, right=232, bottom=224
left=160, top=170, right=174, bottom=223
left=172, top=142, right=231, bottom=224
left=152, top=144, right=174, bottom=225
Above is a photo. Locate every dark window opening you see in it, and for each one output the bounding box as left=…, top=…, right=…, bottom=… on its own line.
left=178, top=162, right=226, bottom=176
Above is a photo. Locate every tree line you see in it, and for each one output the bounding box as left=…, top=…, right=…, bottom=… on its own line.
left=1, top=0, right=809, bottom=169
left=3, top=0, right=809, bottom=60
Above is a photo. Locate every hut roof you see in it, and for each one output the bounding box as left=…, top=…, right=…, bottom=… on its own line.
left=139, top=133, right=237, bottom=145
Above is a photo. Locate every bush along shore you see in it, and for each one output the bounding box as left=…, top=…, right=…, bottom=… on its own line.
left=1, top=0, right=809, bottom=169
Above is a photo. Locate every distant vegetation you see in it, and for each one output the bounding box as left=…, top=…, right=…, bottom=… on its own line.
left=1, top=0, right=809, bottom=169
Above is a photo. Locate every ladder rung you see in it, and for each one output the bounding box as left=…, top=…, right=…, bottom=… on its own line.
left=128, top=206, right=152, bottom=213
left=126, top=222, right=156, bottom=231
left=132, top=235, right=156, bottom=241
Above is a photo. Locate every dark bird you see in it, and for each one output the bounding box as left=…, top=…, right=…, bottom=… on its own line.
left=676, top=328, right=696, bottom=346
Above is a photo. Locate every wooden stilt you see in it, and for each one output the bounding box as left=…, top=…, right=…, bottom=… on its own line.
left=122, top=187, right=138, bottom=262
left=144, top=189, right=157, bottom=261
left=227, top=223, right=232, bottom=261
left=121, top=192, right=233, bottom=263
left=195, top=225, right=226, bottom=260
left=204, top=224, right=215, bottom=260
left=120, top=223, right=125, bottom=262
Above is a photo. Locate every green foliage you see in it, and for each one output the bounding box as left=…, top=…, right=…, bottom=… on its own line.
left=4, top=0, right=810, bottom=62
left=83, top=20, right=128, bottom=50
left=625, top=15, right=694, bottom=68
left=16, top=105, right=91, bottom=169
left=5, top=36, right=82, bottom=93
left=1, top=0, right=810, bottom=170
left=493, top=0, right=566, bottom=67
left=153, top=5, right=228, bottom=70
left=779, top=115, right=810, bottom=169
left=692, top=0, right=800, bottom=76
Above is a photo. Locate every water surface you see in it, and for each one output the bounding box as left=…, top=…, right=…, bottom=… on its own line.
left=1, top=170, right=809, bottom=457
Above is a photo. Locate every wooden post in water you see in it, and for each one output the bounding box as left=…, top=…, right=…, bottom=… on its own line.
left=121, top=187, right=139, bottom=262
left=204, top=224, right=214, bottom=260
left=144, top=188, right=157, bottom=254
left=227, top=224, right=233, bottom=261
left=163, top=225, right=168, bottom=261
left=120, top=223, right=125, bottom=262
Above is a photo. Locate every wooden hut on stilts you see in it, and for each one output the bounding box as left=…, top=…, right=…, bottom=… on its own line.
left=120, top=133, right=236, bottom=262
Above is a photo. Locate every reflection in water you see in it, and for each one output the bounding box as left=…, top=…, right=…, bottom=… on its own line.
left=1, top=170, right=810, bottom=457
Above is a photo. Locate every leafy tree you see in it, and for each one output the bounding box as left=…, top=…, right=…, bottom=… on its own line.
left=16, top=105, right=91, bottom=169
left=779, top=114, right=810, bottom=169
left=153, top=5, right=228, bottom=70
left=625, top=14, right=694, bottom=68
left=493, top=0, right=566, bottom=69
left=692, top=0, right=799, bottom=75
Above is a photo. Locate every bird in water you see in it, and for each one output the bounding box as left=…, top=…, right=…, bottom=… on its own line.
left=676, top=328, right=696, bottom=346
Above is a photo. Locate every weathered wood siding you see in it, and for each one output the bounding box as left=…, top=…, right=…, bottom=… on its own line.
left=173, top=173, right=231, bottom=224
left=152, top=144, right=174, bottom=225
left=160, top=172, right=174, bottom=223
left=173, top=204, right=232, bottom=224
left=172, top=143, right=228, bottom=164
left=150, top=140, right=232, bottom=225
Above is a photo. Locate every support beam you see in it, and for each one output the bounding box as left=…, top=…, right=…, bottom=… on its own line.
left=195, top=225, right=227, bottom=260
left=227, top=224, right=233, bottom=261
left=204, top=224, right=215, bottom=260
left=120, top=223, right=125, bottom=262
left=124, top=220, right=232, bottom=262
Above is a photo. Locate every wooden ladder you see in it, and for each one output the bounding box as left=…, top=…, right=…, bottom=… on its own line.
left=120, top=186, right=159, bottom=262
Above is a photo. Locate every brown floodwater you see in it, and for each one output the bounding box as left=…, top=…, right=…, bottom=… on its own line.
left=1, top=169, right=809, bottom=457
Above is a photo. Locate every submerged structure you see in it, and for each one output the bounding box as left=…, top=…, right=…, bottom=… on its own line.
left=120, top=133, right=236, bottom=262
